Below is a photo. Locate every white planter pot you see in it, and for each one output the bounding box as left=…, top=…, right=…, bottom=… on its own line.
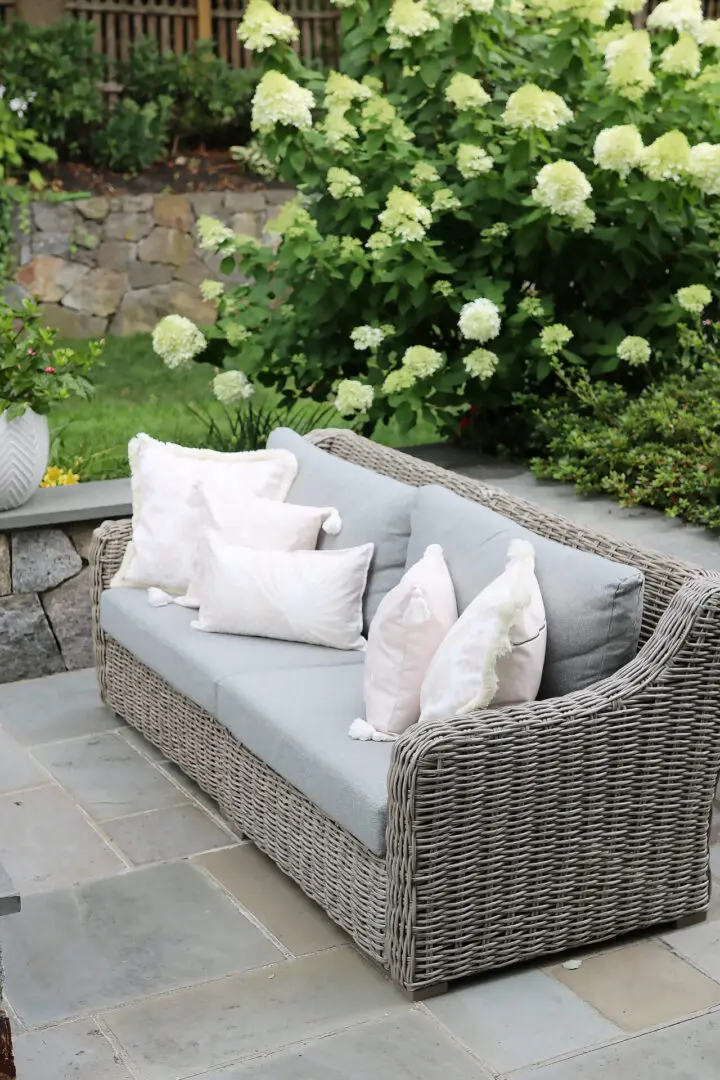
left=0, top=407, right=50, bottom=511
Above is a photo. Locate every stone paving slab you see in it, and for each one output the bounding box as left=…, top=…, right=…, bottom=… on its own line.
left=3, top=861, right=282, bottom=1026
left=103, top=805, right=235, bottom=866
left=101, top=949, right=407, bottom=1080
left=507, top=1008, right=720, bottom=1080
left=197, top=846, right=348, bottom=956
left=0, top=784, right=124, bottom=894
left=34, top=732, right=187, bottom=822
left=13, top=1020, right=134, bottom=1080
left=0, top=668, right=118, bottom=744
left=0, top=727, right=49, bottom=793
left=198, top=1012, right=492, bottom=1080
left=427, top=967, right=620, bottom=1073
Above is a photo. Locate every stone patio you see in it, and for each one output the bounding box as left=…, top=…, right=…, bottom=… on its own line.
left=0, top=667, right=718, bottom=1079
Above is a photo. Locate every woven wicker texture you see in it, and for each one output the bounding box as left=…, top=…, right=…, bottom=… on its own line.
left=91, top=433, right=720, bottom=993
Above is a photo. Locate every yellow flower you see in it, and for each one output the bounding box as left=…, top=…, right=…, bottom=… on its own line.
left=41, top=466, right=80, bottom=488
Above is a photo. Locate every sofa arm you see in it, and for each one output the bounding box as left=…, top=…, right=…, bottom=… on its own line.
left=90, top=519, right=132, bottom=690
left=385, top=575, right=720, bottom=992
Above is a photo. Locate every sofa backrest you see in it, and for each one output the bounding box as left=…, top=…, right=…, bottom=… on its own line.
left=304, top=428, right=704, bottom=650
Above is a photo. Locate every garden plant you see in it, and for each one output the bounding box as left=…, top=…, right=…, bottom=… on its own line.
left=153, top=0, right=719, bottom=458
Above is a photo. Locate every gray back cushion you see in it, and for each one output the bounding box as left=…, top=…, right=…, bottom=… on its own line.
left=406, top=485, right=644, bottom=698
left=267, top=429, right=416, bottom=625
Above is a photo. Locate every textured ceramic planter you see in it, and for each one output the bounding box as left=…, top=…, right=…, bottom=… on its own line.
left=0, top=407, right=50, bottom=511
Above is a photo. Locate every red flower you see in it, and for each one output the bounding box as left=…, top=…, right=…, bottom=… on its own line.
left=44, top=366, right=56, bottom=374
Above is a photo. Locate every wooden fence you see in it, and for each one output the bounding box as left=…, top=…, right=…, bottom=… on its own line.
left=0, top=0, right=717, bottom=53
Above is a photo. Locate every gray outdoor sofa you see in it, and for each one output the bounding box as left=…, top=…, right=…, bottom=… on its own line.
left=90, top=428, right=720, bottom=997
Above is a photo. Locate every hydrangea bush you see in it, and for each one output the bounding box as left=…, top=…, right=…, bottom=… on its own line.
left=155, top=0, right=720, bottom=439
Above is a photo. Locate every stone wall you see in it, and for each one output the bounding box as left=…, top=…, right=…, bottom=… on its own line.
left=0, top=480, right=131, bottom=683
left=11, top=188, right=294, bottom=338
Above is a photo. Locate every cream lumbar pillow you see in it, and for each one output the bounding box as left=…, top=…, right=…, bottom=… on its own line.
left=177, top=484, right=343, bottom=609
left=419, top=539, right=546, bottom=726
left=112, top=434, right=298, bottom=594
left=192, top=533, right=374, bottom=650
left=349, top=545, right=458, bottom=743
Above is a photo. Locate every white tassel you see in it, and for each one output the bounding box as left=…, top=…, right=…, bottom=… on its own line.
left=424, top=544, right=443, bottom=558
left=174, top=593, right=200, bottom=609
left=348, top=718, right=397, bottom=742
left=402, top=587, right=431, bottom=627
left=148, top=588, right=175, bottom=607
left=507, top=538, right=535, bottom=568
left=322, top=508, right=343, bottom=536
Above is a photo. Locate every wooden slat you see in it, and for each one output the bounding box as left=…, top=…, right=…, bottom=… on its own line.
left=197, top=0, right=211, bottom=38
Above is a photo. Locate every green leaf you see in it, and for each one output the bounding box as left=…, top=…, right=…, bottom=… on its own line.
left=350, top=265, right=364, bottom=289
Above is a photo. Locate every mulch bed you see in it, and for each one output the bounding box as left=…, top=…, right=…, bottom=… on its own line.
left=44, top=150, right=272, bottom=197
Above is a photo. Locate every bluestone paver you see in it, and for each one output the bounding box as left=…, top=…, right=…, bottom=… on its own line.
left=13, top=1020, right=135, bottom=1080
left=0, top=668, right=118, bottom=744
left=0, top=784, right=123, bottom=893
left=101, top=948, right=407, bottom=1080
left=197, top=1012, right=492, bottom=1079
left=0, top=727, right=49, bottom=793
left=3, top=861, right=281, bottom=1026
left=103, top=804, right=234, bottom=865
left=661, top=919, right=720, bottom=984
left=34, top=732, right=187, bottom=821
left=507, top=1009, right=720, bottom=1080
left=427, top=968, right=620, bottom=1073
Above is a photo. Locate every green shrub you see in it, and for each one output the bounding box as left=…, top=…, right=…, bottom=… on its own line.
left=0, top=18, right=104, bottom=157
left=92, top=97, right=173, bottom=174
left=117, top=37, right=259, bottom=151
left=167, top=0, right=720, bottom=445
left=531, top=314, right=720, bottom=528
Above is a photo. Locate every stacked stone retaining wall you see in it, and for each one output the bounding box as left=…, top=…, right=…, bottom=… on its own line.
left=10, top=188, right=294, bottom=338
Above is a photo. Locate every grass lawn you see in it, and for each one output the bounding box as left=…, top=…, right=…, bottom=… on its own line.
left=52, top=335, right=438, bottom=481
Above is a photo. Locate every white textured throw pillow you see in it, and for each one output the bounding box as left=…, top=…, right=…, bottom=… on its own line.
left=419, top=539, right=546, bottom=726
left=192, top=533, right=374, bottom=650
left=112, top=434, right=298, bottom=594
left=178, top=485, right=343, bottom=609
left=349, top=545, right=458, bottom=742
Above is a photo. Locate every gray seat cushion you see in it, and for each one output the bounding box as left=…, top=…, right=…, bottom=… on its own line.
left=267, top=429, right=416, bottom=626
left=406, top=485, right=644, bottom=699
left=101, top=588, right=363, bottom=715
left=217, top=665, right=392, bottom=856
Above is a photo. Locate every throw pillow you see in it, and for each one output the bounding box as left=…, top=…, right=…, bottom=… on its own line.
left=178, top=485, right=343, bottom=609
left=111, top=434, right=298, bottom=594
left=192, top=533, right=374, bottom=650
left=349, top=545, right=458, bottom=742
left=419, top=539, right=546, bottom=726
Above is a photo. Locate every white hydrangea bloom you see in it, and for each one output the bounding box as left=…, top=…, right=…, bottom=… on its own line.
left=199, top=279, right=224, bottom=302
left=689, top=142, right=720, bottom=195
left=430, top=0, right=494, bottom=19
left=327, top=167, right=363, bottom=198
left=617, top=336, right=651, bottom=366
left=366, top=231, right=394, bottom=253
left=324, top=72, right=373, bottom=106
left=459, top=298, right=501, bottom=343
left=457, top=144, right=494, bottom=178
left=322, top=104, right=359, bottom=150
left=445, top=73, right=491, bottom=110
left=329, top=0, right=355, bottom=7
left=197, top=215, right=234, bottom=251
left=351, top=325, right=386, bottom=351
left=411, top=162, right=441, bottom=186
left=432, top=188, right=461, bottom=211
left=386, top=0, right=440, bottom=47
left=641, top=131, right=692, bottom=182
left=593, top=125, right=644, bottom=178
left=604, top=30, right=655, bottom=100
left=532, top=161, right=593, bottom=225
left=334, top=379, right=374, bottom=415
left=695, top=19, right=720, bottom=46
left=502, top=84, right=573, bottom=133
left=251, top=71, right=315, bottom=133
left=152, top=315, right=207, bottom=369
left=225, top=323, right=251, bottom=346
left=539, top=324, right=573, bottom=356
left=213, top=370, right=254, bottom=405
left=378, top=187, right=433, bottom=242
left=660, top=32, right=701, bottom=75
left=236, top=0, right=299, bottom=51
left=464, top=348, right=498, bottom=379
left=383, top=368, right=417, bottom=393
left=402, top=345, right=444, bottom=378
left=647, top=0, right=703, bottom=33
left=676, top=284, right=712, bottom=313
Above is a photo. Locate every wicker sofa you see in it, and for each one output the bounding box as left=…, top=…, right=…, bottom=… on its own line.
left=90, top=429, right=720, bottom=998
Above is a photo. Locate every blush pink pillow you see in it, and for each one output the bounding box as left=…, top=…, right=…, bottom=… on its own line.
left=349, top=544, right=457, bottom=742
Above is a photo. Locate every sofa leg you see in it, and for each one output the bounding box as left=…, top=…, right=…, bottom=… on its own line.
left=0, top=1009, right=16, bottom=1079
left=673, top=910, right=708, bottom=931
left=404, top=981, right=449, bottom=1002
